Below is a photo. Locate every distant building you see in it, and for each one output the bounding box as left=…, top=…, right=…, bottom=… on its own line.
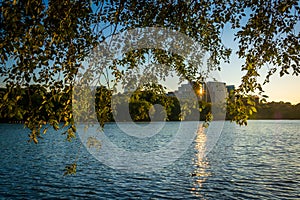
left=170, top=81, right=233, bottom=103
left=205, top=82, right=226, bottom=102
left=166, top=91, right=176, bottom=97
left=176, top=83, right=194, bottom=98
left=174, top=82, right=205, bottom=99
left=225, top=85, right=235, bottom=96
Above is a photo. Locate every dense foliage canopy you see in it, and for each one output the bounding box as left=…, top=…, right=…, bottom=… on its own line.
left=1, top=0, right=299, bottom=140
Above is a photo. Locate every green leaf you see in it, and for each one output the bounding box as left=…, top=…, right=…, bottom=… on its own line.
left=3, top=93, right=8, bottom=101
left=64, top=163, right=77, bottom=176
left=251, top=106, right=257, bottom=113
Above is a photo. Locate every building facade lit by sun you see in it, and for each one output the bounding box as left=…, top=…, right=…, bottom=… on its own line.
left=171, top=81, right=235, bottom=102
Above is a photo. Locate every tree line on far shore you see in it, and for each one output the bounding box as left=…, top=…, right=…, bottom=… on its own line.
left=250, top=101, right=300, bottom=120
left=1, top=85, right=300, bottom=124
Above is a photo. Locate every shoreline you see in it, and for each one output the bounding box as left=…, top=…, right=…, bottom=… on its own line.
left=2, top=118, right=300, bottom=125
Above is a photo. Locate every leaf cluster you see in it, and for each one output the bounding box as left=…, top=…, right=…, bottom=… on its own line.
left=0, top=0, right=299, bottom=173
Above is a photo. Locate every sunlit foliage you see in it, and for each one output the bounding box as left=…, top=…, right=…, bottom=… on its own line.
left=1, top=0, right=299, bottom=141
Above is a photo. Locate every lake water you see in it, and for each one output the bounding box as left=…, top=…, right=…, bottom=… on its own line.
left=0, top=120, right=299, bottom=199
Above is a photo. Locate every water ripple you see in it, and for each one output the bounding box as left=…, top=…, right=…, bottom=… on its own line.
left=0, top=121, right=299, bottom=199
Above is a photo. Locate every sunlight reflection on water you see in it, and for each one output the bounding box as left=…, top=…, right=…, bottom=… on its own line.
left=191, top=126, right=211, bottom=198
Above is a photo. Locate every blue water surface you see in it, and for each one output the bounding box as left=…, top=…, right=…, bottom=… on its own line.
left=0, top=120, right=299, bottom=199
